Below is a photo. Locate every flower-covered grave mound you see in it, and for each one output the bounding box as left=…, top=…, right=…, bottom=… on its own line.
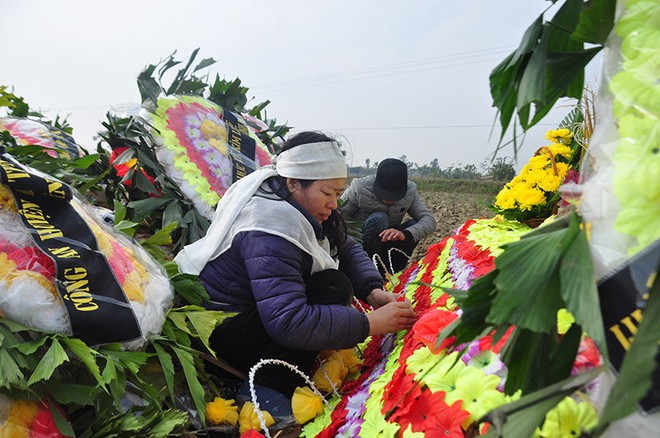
left=302, top=217, right=601, bottom=437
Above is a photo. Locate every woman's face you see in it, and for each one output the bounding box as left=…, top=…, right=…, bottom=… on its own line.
left=287, top=178, right=346, bottom=223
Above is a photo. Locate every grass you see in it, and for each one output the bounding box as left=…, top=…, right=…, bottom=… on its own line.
left=412, top=177, right=506, bottom=195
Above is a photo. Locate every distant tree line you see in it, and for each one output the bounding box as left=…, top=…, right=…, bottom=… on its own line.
left=349, top=156, right=516, bottom=182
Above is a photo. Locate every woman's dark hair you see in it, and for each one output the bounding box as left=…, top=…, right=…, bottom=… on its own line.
left=275, top=131, right=348, bottom=252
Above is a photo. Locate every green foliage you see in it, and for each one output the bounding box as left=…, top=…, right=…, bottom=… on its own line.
left=441, top=213, right=606, bottom=394
left=0, top=302, right=230, bottom=435
left=99, top=113, right=211, bottom=253
left=486, top=157, right=516, bottom=182
left=137, top=48, right=290, bottom=154
left=490, top=0, right=614, bottom=156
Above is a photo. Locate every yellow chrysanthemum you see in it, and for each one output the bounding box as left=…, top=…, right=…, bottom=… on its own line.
left=516, top=187, right=547, bottom=211
left=0, top=185, right=17, bottom=212
left=205, top=397, right=238, bottom=426
left=238, top=402, right=274, bottom=434
left=545, top=128, right=574, bottom=145
left=547, top=143, right=573, bottom=160
left=292, top=386, right=324, bottom=424
left=495, top=188, right=516, bottom=210
left=527, top=155, right=550, bottom=172
left=536, top=397, right=598, bottom=437
left=534, top=170, right=564, bottom=193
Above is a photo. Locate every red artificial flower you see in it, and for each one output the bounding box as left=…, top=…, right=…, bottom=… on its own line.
left=0, top=241, right=55, bottom=278
left=361, top=335, right=385, bottom=369
left=382, top=371, right=421, bottom=419
left=395, top=388, right=448, bottom=434
left=457, top=219, right=477, bottom=237
left=424, top=400, right=471, bottom=438
left=573, top=337, right=601, bottom=372
left=30, top=408, right=66, bottom=438
left=479, top=326, right=514, bottom=354
left=393, top=263, right=417, bottom=295
left=412, top=309, right=459, bottom=354
left=241, top=430, right=265, bottom=438
left=399, top=330, right=424, bottom=364
left=422, top=237, right=450, bottom=266
left=110, top=146, right=157, bottom=190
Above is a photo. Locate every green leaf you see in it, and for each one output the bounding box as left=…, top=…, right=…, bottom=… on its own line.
left=141, top=221, right=177, bottom=246
left=193, top=57, right=217, bottom=72
left=571, top=0, right=616, bottom=44
left=133, top=168, right=160, bottom=195
left=70, top=153, right=101, bottom=169
left=548, top=323, right=582, bottom=384
left=28, top=338, right=69, bottom=385
left=154, top=343, right=176, bottom=404
left=560, top=220, right=607, bottom=358
left=187, top=310, right=237, bottom=354
left=162, top=200, right=183, bottom=228
left=543, top=48, right=601, bottom=102
left=516, top=38, right=547, bottom=116
left=172, top=347, right=207, bottom=426
left=483, top=366, right=603, bottom=438
left=14, top=336, right=48, bottom=355
left=0, top=349, right=25, bottom=388
left=100, top=350, right=118, bottom=386
left=114, top=219, right=139, bottom=237
left=598, top=263, right=660, bottom=426
left=104, top=350, right=152, bottom=375
left=48, top=381, right=98, bottom=405
left=453, top=270, right=499, bottom=343
left=137, top=66, right=163, bottom=112
left=167, top=311, right=195, bottom=336
left=47, top=396, right=76, bottom=437
left=128, top=197, right=170, bottom=220
left=171, top=274, right=210, bottom=306
left=62, top=337, right=104, bottom=385
left=489, top=227, right=573, bottom=331
left=501, top=328, right=552, bottom=393
left=113, top=199, right=127, bottom=223
left=147, top=409, right=189, bottom=437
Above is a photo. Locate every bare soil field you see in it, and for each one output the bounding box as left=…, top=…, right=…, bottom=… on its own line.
left=410, top=190, right=496, bottom=263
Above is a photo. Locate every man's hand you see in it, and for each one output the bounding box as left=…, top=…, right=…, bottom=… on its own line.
left=366, top=301, right=416, bottom=336
left=379, top=228, right=405, bottom=242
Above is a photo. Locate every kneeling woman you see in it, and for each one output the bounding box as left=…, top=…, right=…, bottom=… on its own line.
left=175, top=132, right=416, bottom=398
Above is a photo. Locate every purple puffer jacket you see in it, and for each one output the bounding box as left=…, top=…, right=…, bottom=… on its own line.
left=199, top=208, right=383, bottom=352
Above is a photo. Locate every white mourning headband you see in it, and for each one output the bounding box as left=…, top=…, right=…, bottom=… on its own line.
left=275, top=141, right=347, bottom=179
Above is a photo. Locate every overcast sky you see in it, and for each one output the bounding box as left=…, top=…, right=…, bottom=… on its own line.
left=2, top=0, right=601, bottom=171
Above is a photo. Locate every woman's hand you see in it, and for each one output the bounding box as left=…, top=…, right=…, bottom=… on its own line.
left=366, top=301, right=416, bottom=336
left=366, top=288, right=400, bottom=309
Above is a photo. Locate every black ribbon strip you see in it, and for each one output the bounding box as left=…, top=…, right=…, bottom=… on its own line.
left=598, top=239, right=660, bottom=413
left=223, top=109, right=257, bottom=183
left=0, top=154, right=142, bottom=346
